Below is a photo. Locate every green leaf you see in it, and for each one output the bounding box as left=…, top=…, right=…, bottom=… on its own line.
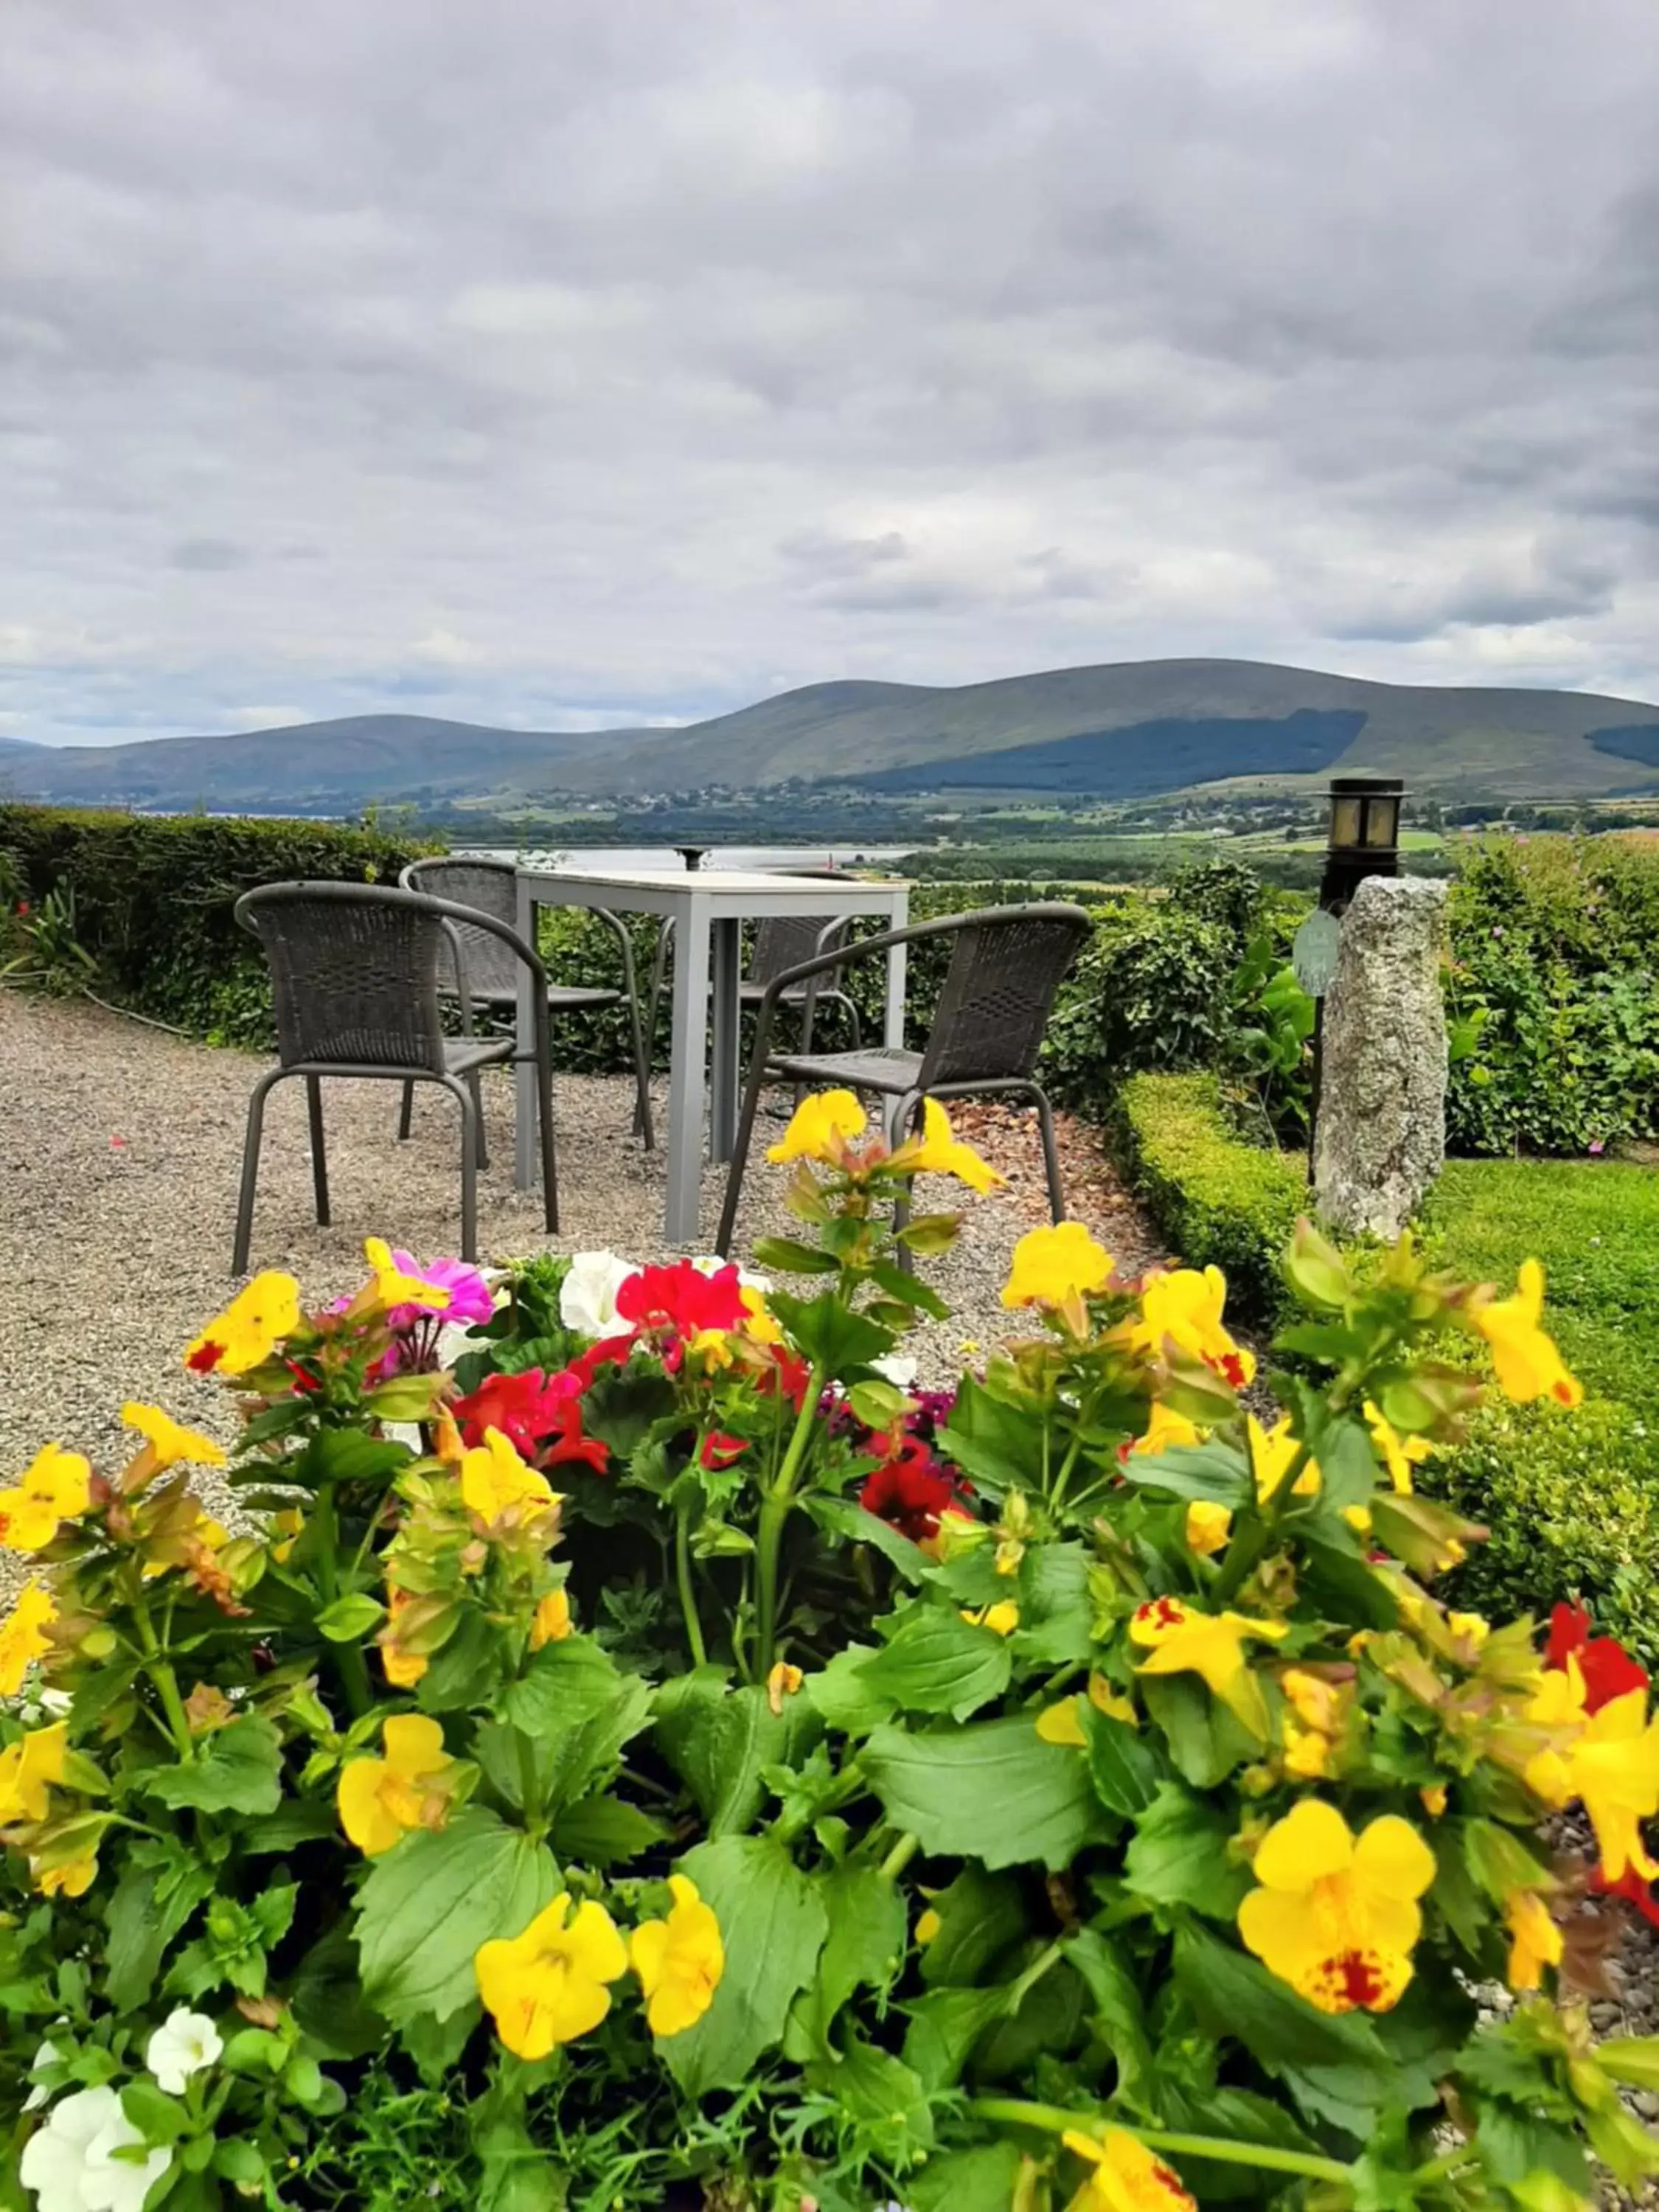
left=656, top=1678, right=821, bottom=1839
left=288, top=1923, right=387, bottom=2060
left=805, top=2034, right=935, bottom=2168
left=803, top=1495, right=931, bottom=1583
left=1111, top=1441, right=1251, bottom=1505
left=1173, top=1924, right=1388, bottom=2073
left=293, top=1430, right=411, bottom=1488
left=241, top=1799, right=339, bottom=1854
left=103, top=1851, right=215, bottom=2011
left=139, top=1714, right=283, bottom=1816
left=1081, top=1704, right=1164, bottom=1817
left=749, top=1235, right=840, bottom=1275
left=795, top=1861, right=907, bottom=2047
left=767, top=1288, right=894, bottom=1377
left=935, top=1375, right=1045, bottom=1495
left=402, top=2000, right=480, bottom=2084
left=858, top=1604, right=1012, bottom=1722
left=901, top=1985, right=1008, bottom=2090
left=416, top=1607, right=504, bottom=1714
left=119, top=2080, right=188, bottom=2143
left=919, top=1865, right=1029, bottom=1988
left=315, top=1592, right=386, bottom=1643
left=862, top=1716, right=1102, bottom=1871
left=355, top=1808, right=557, bottom=2025
left=477, top=2116, right=568, bottom=2212
left=1600, top=2037, right=1659, bottom=2093
left=658, top=1836, right=828, bottom=2096
left=1064, top=1928, right=1155, bottom=2107
left=907, top=2143, right=1023, bottom=2212
left=1012, top=1543, right=1093, bottom=1666
left=501, top=1635, right=625, bottom=1739
left=803, top=1646, right=899, bottom=1733
left=1124, top=1782, right=1249, bottom=1915
left=1141, top=1674, right=1254, bottom=1787
left=549, top=1797, right=665, bottom=1867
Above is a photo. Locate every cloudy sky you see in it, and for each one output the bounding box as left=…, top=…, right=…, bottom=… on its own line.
left=5, top=0, right=1659, bottom=746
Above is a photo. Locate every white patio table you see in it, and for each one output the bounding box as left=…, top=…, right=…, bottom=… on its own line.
left=512, top=865, right=911, bottom=1245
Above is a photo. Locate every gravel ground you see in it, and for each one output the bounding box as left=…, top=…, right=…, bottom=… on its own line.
left=0, top=992, right=1159, bottom=1583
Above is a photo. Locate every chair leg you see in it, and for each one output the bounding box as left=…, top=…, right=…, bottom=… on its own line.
left=888, top=1090, right=926, bottom=1271
left=1029, top=1084, right=1067, bottom=1222
left=232, top=1069, right=284, bottom=1276
left=635, top=922, right=671, bottom=1139
left=467, top=1068, right=490, bottom=1171
left=441, top=1075, right=480, bottom=1264
left=536, top=1049, right=559, bottom=1234
left=397, top=1079, right=415, bottom=1141
left=834, top=991, right=863, bottom=1052
left=714, top=1057, right=771, bottom=1257
left=305, top=1076, right=330, bottom=1228
left=626, top=981, right=655, bottom=1152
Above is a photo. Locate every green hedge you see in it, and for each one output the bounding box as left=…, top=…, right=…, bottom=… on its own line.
left=1113, top=1071, right=1307, bottom=1322
left=0, top=806, right=442, bottom=1046
left=1114, top=1069, right=1659, bottom=1664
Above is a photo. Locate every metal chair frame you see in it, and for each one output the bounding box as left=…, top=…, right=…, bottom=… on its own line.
left=231, top=880, right=559, bottom=1273
left=714, top=902, right=1093, bottom=1256
left=397, top=857, right=655, bottom=1155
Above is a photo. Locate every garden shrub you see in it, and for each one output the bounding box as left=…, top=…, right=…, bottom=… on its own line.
left=0, top=806, right=442, bottom=1046
left=0, top=1106, right=1651, bottom=2209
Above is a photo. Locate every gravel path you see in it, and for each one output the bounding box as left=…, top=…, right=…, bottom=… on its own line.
left=0, top=992, right=1159, bottom=1579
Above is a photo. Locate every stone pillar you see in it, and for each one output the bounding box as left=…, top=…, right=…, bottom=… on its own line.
left=1313, top=876, right=1447, bottom=1241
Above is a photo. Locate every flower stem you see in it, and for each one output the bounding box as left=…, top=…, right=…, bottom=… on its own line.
left=969, top=2099, right=1352, bottom=2184
left=879, top=1830, right=920, bottom=1882
left=754, top=1367, right=822, bottom=1674
left=313, top=1481, right=372, bottom=1720
left=129, top=1593, right=194, bottom=1759
left=675, top=1503, right=708, bottom=1667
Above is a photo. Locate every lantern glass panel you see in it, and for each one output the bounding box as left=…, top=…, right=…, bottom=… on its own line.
left=1361, top=796, right=1399, bottom=849
left=1329, top=796, right=1363, bottom=849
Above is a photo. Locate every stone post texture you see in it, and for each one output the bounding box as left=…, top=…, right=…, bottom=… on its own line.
left=1313, top=876, right=1448, bottom=1240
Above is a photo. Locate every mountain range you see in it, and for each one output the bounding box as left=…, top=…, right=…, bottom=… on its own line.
left=4, top=658, right=1659, bottom=814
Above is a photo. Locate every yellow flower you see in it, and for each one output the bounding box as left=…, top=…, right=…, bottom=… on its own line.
left=1130, top=1595, right=1287, bottom=1735
left=1471, top=1259, right=1583, bottom=1408
left=738, top=1285, right=783, bottom=1347
left=1133, top=1267, right=1256, bottom=1388
left=382, top=1581, right=429, bottom=1688
left=1133, top=1402, right=1204, bottom=1458
left=1283, top=1722, right=1332, bottom=1778
left=1000, top=1222, right=1115, bottom=1312
left=0, top=1722, right=69, bottom=1825
left=1281, top=1669, right=1343, bottom=1736
left=1448, top=1611, right=1489, bottom=1650
left=1364, top=1402, right=1432, bottom=1494
left=1062, top=2127, right=1194, bottom=2212
left=0, top=1444, right=92, bottom=1554
left=893, top=1098, right=1004, bottom=1194
left=35, top=1851, right=97, bottom=1899
left=765, top=1088, right=866, bottom=1166
left=1249, top=1415, right=1321, bottom=1506
left=1185, top=1500, right=1233, bottom=1557
left=629, top=1874, right=725, bottom=2038
left=1505, top=1889, right=1563, bottom=1992
left=1088, top=1674, right=1138, bottom=1726
left=271, top=1507, right=305, bottom=1564
left=184, top=1270, right=301, bottom=1375
left=476, top=1892, right=628, bottom=2057
left=1419, top=1784, right=1448, bottom=1817
left=336, top=1714, right=454, bottom=1857
left=962, top=1601, right=1020, bottom=1637
left=765, top=1660, right=803, bottom=1714
left=120, top=1403, right=227, bottom=1471
left=914, top=1907, right=942, bottom=1945
left=530, top=1587, right=574, bottom=1649
left=1036, top=1698, right=1088, bottom=1747
left=363, top=1237, right=452, bottom=1312
left=0, top=1582, right=57, bottom=1697
left=461, top=1428, right=559, bottom=1531
left=1237, top=1799, right=1435, bottom=2014
left=1564, top=1687, right=1659, bottom=1884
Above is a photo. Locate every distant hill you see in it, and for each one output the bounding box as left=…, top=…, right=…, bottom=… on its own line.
left=4, top=661, right=1659, bottom=813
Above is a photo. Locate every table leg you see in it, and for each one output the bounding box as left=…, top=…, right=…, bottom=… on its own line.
left=665, top=894, right=711, bottom=1245
left=709, top=917, right=741, bottom=1162
left=883, top=892, right=910, bottom=1051
left=514, top=881, right=537, bottom=1191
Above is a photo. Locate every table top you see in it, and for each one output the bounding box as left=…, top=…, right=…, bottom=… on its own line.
left=517, top=864, right=909, bottom=898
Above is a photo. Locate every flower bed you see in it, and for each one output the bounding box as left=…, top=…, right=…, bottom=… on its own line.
left=1, top=1093, right=1657, bottom=2211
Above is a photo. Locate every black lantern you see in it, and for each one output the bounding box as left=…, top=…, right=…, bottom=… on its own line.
left=674, top=845, right=709, bottom=872
left=1320, top=776, right=1404, bottom=912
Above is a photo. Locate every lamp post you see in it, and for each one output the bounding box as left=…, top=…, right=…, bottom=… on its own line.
left=1304, top=777, right=1407, bottom=1166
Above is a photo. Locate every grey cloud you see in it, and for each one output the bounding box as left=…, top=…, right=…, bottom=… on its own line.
left=2, top=0, right=1658, bottom=745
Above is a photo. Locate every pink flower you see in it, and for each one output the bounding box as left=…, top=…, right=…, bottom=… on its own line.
left=1588, top=1141, right=1606, bottom=1158
left=385, top=1253, right=495, bottom=1331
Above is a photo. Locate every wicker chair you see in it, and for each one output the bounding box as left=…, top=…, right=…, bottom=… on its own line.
left=714, top=902, right=1092, bottom=1256
left=398, top=857, right=654, bottom=1157
left=232, top=881, right=558, bottom=1273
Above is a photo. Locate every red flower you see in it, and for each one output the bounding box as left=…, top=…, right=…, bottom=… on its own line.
left=1590, top=1860, right=1659, bottom=1928
left=187, top=1339, right=225, bottom=1375
left=1545, top=1601, right=1649, bottom=1714
left=285, top=1360, right=322, bottom=1397
left=616, top=1260, right=749, bottom=1340
left=758, top=1347, right=813, bottom=1413
left=452, top=1367, right=608, bottom=1472
left=860, top=1435, right=971, bottom=1544
left=699, top=1432, right=747, bottom=1470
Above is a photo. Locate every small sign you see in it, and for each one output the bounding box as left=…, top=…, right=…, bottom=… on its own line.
left=1292, top=907, right=1342, bottom=998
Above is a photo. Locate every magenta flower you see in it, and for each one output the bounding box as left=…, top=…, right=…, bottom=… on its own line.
left=1589, top=1139, right=1606, bottom=1157
left=385, top=1252, right=495, bottom=1331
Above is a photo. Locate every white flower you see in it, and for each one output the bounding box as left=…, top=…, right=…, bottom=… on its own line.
left=24, top=2037, right=63, bottom=2111
left=19, top=2084, right=172, bottom=2212
left=558, top=1251, right=637, bottom=1338
left=145, top=2008, right=222, bottom=2096
left=870, top=1354, right=919, bottom=1390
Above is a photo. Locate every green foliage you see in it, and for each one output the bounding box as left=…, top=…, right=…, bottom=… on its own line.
left=1116, top=1071, right=1308, bottom=1324
left=0, top=803, right=441, bottom=1044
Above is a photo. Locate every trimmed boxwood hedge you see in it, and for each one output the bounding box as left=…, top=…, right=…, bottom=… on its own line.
left=1114, top=1069, right=1659, bottom=1666
left=0, top=806, right=442, bottom=1046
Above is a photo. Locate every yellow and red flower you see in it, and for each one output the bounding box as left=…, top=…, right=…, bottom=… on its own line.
left=1237, top=1798, right=1435, bottom=2014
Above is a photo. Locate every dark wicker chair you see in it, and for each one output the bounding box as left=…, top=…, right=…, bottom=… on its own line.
left=232, top=881, right=558, bottom=1273
left=714, top=902, right=1092, bottom=1256
left=399, top=857, right=654, bottom=1155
